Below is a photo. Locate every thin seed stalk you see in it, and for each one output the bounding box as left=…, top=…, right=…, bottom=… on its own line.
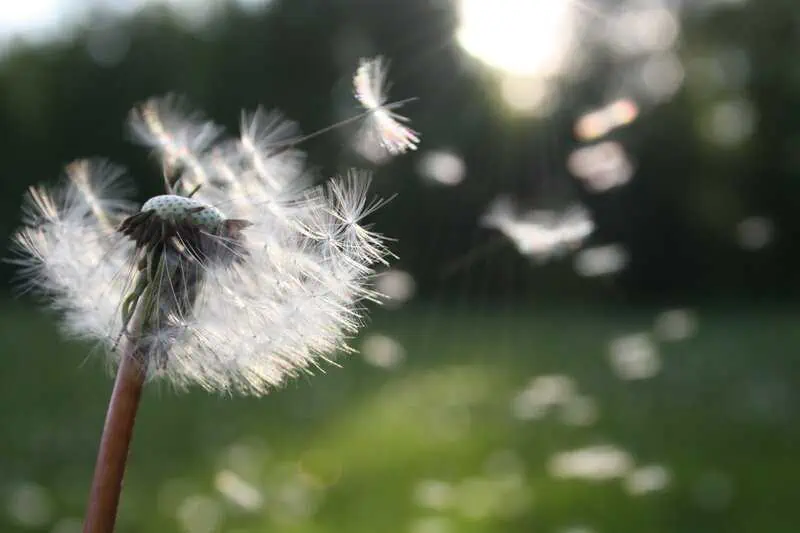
left=83, top=256, right=163, bottom=533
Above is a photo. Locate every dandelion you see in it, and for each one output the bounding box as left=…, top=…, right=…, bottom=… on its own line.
left=353, top=56, right=420, bottom=161
left=11, top=85, right=412, bottom=530
left=480, top=196, right=594, bottom=261
left=14, top=100, right=391, bottom=394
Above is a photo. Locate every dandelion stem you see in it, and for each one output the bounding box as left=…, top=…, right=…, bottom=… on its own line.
left=83, top=348, right=145, bottom=533
left=83, top=287, right=152, bottom=533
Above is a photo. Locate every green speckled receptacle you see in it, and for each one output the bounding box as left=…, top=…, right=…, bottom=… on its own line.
left=140, top=195, right=225, bottom=232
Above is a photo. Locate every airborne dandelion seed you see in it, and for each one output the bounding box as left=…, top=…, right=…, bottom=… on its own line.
left=353, top=56, right=420, bottom=162
left=481, top=196, right=594, bottom=260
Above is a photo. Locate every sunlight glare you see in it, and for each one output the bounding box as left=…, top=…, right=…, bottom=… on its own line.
left=457, top=0, right=577, bottom=78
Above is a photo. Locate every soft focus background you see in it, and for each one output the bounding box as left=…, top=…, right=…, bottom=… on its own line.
left=1, top=0, right=798, bottom=532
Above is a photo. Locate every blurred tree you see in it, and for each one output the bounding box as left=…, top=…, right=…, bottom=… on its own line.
left=0, top=0, right=797, bottom=304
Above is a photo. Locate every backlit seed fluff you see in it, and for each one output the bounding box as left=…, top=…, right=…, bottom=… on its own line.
left=353, top=56, right=420, bottom=162
left=11, top=97, right=396, bottom=396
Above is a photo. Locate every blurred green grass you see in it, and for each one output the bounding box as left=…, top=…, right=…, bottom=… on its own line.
left=0, top=302, right=797, bottom=533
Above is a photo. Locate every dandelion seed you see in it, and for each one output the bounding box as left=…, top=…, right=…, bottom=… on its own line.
left=353, top=56, right=420, bottom=162
left=608, top=333, right=660, bottom=380
left=567, top=141, right=634, bottom=192
left=480, top=197, right=594, bottom=261
left=361, top=333, right=405, bottom=369
left=574, top=244, right=629, bottom=277
left=417, top=149, right=466, bottom=186
left=736, top=216, right=774, bottom=250
left=548, top=445, right=633, bottom=481
left=5, top=482, right=53, bottom=528
left=624, top=464, right=671, bottom=495
left=653, top=308, right=697, bottom=342
left=214, top=470, right=264, bottom=511
left=412, top=479, right=454, bottom=511
left=176, top=495, right=222, bottom=533
left=374, top=268, right=416, bottom=308
left=558, top=394, right=599, bottom=427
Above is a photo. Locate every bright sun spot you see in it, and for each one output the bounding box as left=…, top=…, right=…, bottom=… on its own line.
left=457, top=0, right=578, bottom=78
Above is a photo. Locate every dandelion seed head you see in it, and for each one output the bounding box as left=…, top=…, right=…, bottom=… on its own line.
left=13, top=92, right=402, bottom=396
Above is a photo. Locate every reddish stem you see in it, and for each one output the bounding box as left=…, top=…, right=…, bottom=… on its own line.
left=82, top=348, right=146, bottom=533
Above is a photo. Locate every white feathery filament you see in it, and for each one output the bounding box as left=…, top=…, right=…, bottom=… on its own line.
left=12, top=94, right=403, bottom=396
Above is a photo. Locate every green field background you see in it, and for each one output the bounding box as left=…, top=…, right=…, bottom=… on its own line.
left=2, top=302, right=797, bottom=533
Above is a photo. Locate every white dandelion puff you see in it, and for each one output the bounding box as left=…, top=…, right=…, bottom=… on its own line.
left=12, top=96, right=396, bottom=396
left=353, top=56, right=420, bottom=161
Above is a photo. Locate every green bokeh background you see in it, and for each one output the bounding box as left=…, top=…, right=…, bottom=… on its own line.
left=0, top=1, right=798, bottom=532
